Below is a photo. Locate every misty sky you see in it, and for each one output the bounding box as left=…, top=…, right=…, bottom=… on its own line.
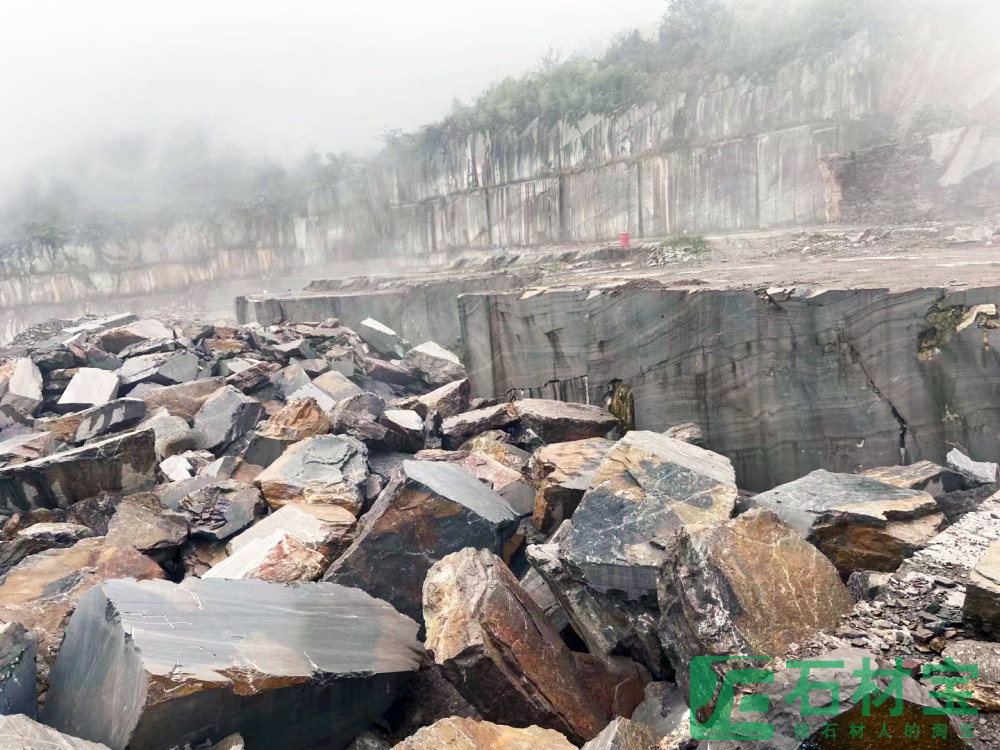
left=1, top=0, right=667, bottom=179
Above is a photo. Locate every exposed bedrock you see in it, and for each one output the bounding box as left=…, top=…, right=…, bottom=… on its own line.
left=460, top=285, right=1000, bottom=490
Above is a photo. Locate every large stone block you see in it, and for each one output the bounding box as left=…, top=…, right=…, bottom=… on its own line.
left=226, top=502, right=355, bottom=559
left=43, top=578, right=422, bottom=750
left=0, top=622, right=36, bottom=718
left=424, top=548, right=644, bottom=744
left=513, top=399, right=616, bottom=444
left=159, top=479, right=265, bottom=542
left=358, top=318, right=409, bottom=359
left=325, top=459, right=518, bottom=624
left=57, top=368, right=119, bottom=411
left=0, top=429, right=157, bottom=518
left=404, top=341, right=465, bottom=387
left=0, top=714, right=109, bottom=749
left=140, top=377, right=226, bottom=422
left=203, top=531, right=327, bottom=583
left=657, top=508, right=853, bottom=694
left=191, top=386, right=264, bottom=451
left=255, top=435, right=368, bottom=514
left=565, top=431, right=737, bottom=599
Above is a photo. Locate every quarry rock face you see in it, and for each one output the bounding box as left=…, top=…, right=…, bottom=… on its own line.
left=255, top=434, right=368, bottom=514
left=42, top=578, right=422, bottom=750
left=0, top=428, right=156, bottom=518
left=657, top=508, right=853, bottom=693
left=325, top=459, right=519, bottom=624
left=393, top=718, right=574, bottom=750
left=423, top=548, right=644, bottom=744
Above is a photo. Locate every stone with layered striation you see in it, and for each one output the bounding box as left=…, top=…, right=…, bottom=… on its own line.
left=257, top=397, right=331, bottom=442
left=750, top=468, right=937, bottom=536
left=416, top=450, right=534, bottom=515
left=96, top=319, right=173, bottom=354
left=424, top=548, right=644, bottom=744
left=160, top=479, right=265, bottom=541
left=325, top=459, right=518, bottom=624
left=0, top=522, right=96, bottom=577
left=941, top=639, right=1000, bottom=712
left=0, top=431, right=54, bottom=466
left=531, top=438, right=613, bottom=533
left=42, top=577, right=422, bottom=750
left=806, top=491, right=945, bottom=575
left=72, top=398, right=147, bottom=443
left=57, top=368, right=119, bottom=411
left=947, top=447, right=1000, bottom=484
left=0, top=428, right=157, bottom=518
left=392, top=718, right=574, bottom=750
left=580, top=717, right=658, bottom=750
left=313, top=369, right=363, bottom=402
left=513, top=399, right=616, bottom=444
left=0, top=714, right=110, bottom=749
left=254, top=435, right=368, bottom=514
left=0, top=537, right=165, bottom=682
left=105, top=492, right=189, bottom=552
left=441, top=403, right=519, bottom=447
left=0, top=622, right=37, bottom=719
left=566, top=431, right=737, bottom=599
left=191, top=386, right=264, bottom=451
left=657, top=509, right=853, bottom=693
left=359, top=318, right=409, bottom=359
left=204, top=531, right=327, bottom=583
left=404, top=341, right=466, bottom=386
left=416, top=378, right=470, bottom=419
left=140, top=377, right=225, bottom=422
left=860, top=460, right=965, bottom=497
left=118, top=351, right=199, bottom=389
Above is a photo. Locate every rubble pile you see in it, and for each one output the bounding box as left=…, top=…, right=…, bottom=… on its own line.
left=0, top=310, right=999, bottom=747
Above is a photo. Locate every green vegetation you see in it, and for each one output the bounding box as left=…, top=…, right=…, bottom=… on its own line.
left=385, top=0, right=899, bottom=157
left=661, top=234, right=709, bottom=256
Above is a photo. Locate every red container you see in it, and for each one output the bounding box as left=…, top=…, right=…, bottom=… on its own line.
left=619, top=232, right=630, bottom=248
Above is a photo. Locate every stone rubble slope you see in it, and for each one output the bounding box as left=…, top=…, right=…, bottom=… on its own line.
left=0, top=310, right=997, bottom=747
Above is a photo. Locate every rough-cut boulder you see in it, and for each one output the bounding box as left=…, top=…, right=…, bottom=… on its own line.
left=313, top=369, right=363, bottom=402
left=144, top=410, right=194, bottom=459
left=204, top=531, right=327, bottom=582
left=948, top=447, right=999, bottom=484
left=358, top=318, right=409, bottom=359
left=380, top=409, right=425, bottom=452
left=0, top=537, right=165, bottom=681
left=392, top=718, right=575, bottom=750
left=860, top=460, right=965, bottom=497
left=580, top=718, right=657, bottom=750
left=441, top=403, right=519, bottom=447
left=0, top=522, right=96, bottom=576
left=0, top=358, right=43, bottom=416
left=43, top=578, right=422, bottom=750
left=105, top=493, right=188, bottom=552
left=416, top=450, right=534, bottom=515
left=160, top=479, right=265, bottom=541
left=392, top=717, right=576, bottom=750
left=191, top=386, right=264, bottom=451
left=531, top=438, right=613, bottom=533
left=963, top=540, right=1000, bottom=637
left=140, top=377, right=225, bottom=422
left=941, top=639, right=1000, bottom=712
left=750, top=468, right=938, bottom=535
left=565, top=431, right=737, bottom=599
left=72, top=398, right=147, bottom=442
left=424, top=548, right=644, bottom=744
left=118, top=351, right=199, bottom=388
left=806, top=491, right=945, bottom=575
left=404, top=341, right=466, bottom=386
left=0, top=429, right=156, bottom=518
left=0, top=622, right=37, bottom=719
left=254, top=435, right=368, bottom=514
left=96, top=318, right=173, bottom=354
left=257, top=397, right=331, bottom=441
left=226, top=502, right=355, bottom=559
left=513, top=399, right=616, bottom=443
left=57, top=368, right=119, bottom=411
left=416, top=378, right=470, bottom=419
left=0, top=714, right=110, bottom=749
left=325, top=459, right=519, bottom=624
left=657, top=508, right=853, bottom=693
